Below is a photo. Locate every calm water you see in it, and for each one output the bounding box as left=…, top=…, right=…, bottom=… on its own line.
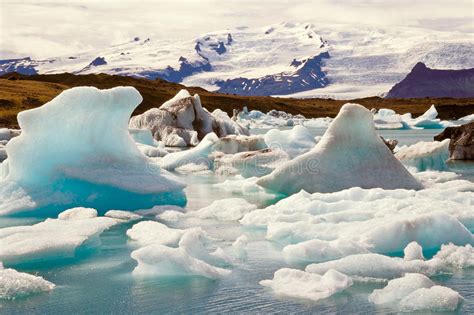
left=1, top=129, right=473, bottom=314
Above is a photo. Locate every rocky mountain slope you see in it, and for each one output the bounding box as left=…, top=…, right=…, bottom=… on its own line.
left=386, top=63, right=474, bottom=98
left=1, top=73, right=473, bottom=128
left=1, top=23, right=472, bottom=98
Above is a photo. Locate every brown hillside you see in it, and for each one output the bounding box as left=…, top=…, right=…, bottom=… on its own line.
left=1, top=72, right=473, bottom=128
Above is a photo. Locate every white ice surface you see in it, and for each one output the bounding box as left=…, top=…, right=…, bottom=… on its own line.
left=260, top=268, right=353, bottom=301
left=0, top=264, right=55, bottom=299
left=257, top=103, right=422, bottom=195
left=0, top=208, right=117, bottom=265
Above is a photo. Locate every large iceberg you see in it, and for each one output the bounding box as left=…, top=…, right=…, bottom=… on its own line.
left=257, top=103, right=423, bottom=195
left=0, top=86, right=186, bottom=215
left=129, top=89, right=248, bottom=147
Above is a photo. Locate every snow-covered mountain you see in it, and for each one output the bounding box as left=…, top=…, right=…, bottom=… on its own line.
left=1, top=22, right=473, bottom=99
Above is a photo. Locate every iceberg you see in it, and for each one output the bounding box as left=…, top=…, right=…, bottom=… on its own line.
left=129, top=89, right=248, bottom=147
left=129, top=224, right=232, bottom=279
left=368, top=273, right=435, bottom=305
left=368, top=272, right=463, bottom=311
left=395, top=139, right=450, bottom=171
left=260, top=268, right=353, bottom=301
left=160, top=133, right=219, bottom=171
left=0, top=86, right=186, bottom=215
left=264, top=125, right=317, bottom=159
left=305, top=244, right=473, bottom=281
left=0, top=263, right=55, bottom=299
left=158, top=198, right=257, bottom=222
left=399, top=286, right=463, bottom=312
left=131, top=244, right=231, bottom=279
left=257, top=103, right=422, bottom=195
left=0, top=207, right=118, bottom=265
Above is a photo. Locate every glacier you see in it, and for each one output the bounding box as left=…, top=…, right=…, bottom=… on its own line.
left=0, top=86, right=186, bottom=215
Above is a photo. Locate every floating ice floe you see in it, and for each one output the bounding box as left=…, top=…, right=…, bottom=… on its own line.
left=398, top=285, right=463, bottom=312
left=237, top=107, right=333, bottom=130
left=257, top=103, right=423, bottom=195
left=0, top=86, right=186, bottom=215
left=0, top=263, right=55, bottom=299
left=373, top=105, right=454, bottom=130
left=129, top=89, right=248, bottom=147
left=305, top=243, right=473, bottom=281
left=395, top=139, right=450, bottom=171
left=241, top=176, right=473, bottom=259
left=214, top=149, right=289, bottom=177
left=0, top=207, right=118, bottom=265
left=264, top=125, right=317, bottom=158
left=368, top=272, right=463, bottom=311
left=260, top=268, right=353, bottom=301
left=104, top=210, right=143, bottom=222
left=158, top=198, right=257, bottom=222
left=160, top=133, right=219, bottom=171
left=129, top=224, right=232, bottom=279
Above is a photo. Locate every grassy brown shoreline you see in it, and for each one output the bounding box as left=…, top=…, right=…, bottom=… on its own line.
left=1, top=72, right=473, bottom=128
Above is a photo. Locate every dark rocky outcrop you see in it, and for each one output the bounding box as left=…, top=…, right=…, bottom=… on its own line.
left=434, top=122, right=473, bottom=160
left=386, top=62, right=474, bottom=98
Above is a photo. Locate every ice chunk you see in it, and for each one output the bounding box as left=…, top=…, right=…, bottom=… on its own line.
left=129, top=90, right=248, bottom=147
left=58, top=207, right=98, bottom=221
left=178, top=228, right=230, bottom=266
left=373, top=109, right=407, bottom=130
left=368, top=273, right=434, bottom=305
left=241, top=181, right=473, bottom=254
left=283, top=239, right=369, bottom=264
left=214, top=149, right=289, bottom=178
left=260, top=268, right=353, bottom=301
left=0, top=265, right=55, bottom=299
left=399, top=286, right=463, bottom=312
left=136, top=142, right=169, bottom=158
left=104, top=210, right=142, bottom=222
left=306, top=243, right=473, bottom=281
left=395, top=140, right=450, bottom=171
left=264, top=125, right=317, bottom=158
left=212, top=134, right=266, bottom=154
left=433, top=243, right=473, bottom=268
left=0, top=86, right=186, bottom=215
left=404, top=242, right=424, bottom=261
left=126, top=221, right=183, bottom=246
left=189, top=198, right=257, bottom=221
left=305, top=253, right=444, bottom=280
left=257, top=103, right=422, bottom=195
left=131, top=244, right=231, bottom=279
left=129, top=225, right=232, bottom=279
left=0, top=208, right=117, bottom=265
left=129, top=128, right=156, bottom=146
left=410, top=105, right=450, bottom=129
left=160, top=133, right=219, bottom=171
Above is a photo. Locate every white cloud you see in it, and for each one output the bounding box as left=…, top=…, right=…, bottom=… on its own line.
left=0, top=0, right=472, bottom=59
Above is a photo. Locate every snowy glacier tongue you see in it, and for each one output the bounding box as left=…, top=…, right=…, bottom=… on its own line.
left=0, top=86, right=186, bottom=215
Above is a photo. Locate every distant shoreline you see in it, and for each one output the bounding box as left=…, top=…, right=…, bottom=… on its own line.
left=1, top=72, right=473, bottom=129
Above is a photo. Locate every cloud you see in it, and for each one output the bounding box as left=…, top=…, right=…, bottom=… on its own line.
left=0, top=0, right=472, bottom=59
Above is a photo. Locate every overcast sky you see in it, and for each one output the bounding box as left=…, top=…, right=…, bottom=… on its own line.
left=1, top=0, right=472, bottom=59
